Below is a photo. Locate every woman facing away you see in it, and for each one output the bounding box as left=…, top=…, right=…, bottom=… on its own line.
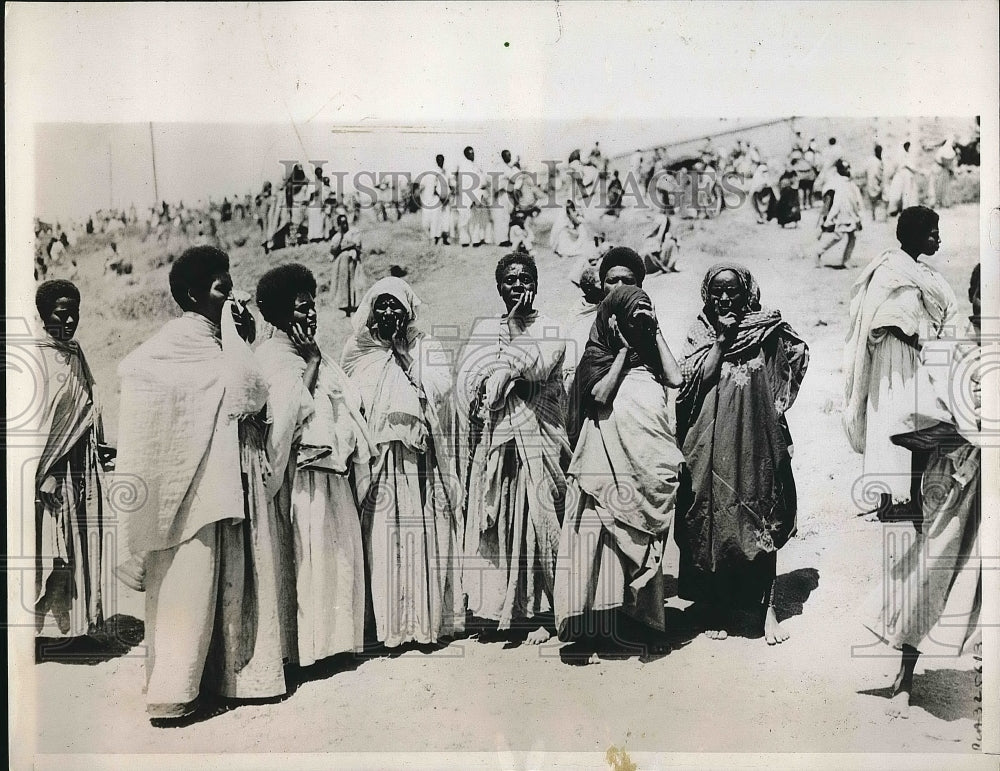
left=33, top=280, right=111, bottom=639
left=455, top=252, right=568, bottom=645
left=674, top=263, right=809, bottom=644
left=770, top=169, right=801, bottom=228
left=341, top=277, right=465, bottom=649
left=555, top=282, right=684, bottom=658
left=254, top=263, right=375, bottom=667
left=862, top=264, right=982, bottom=719
left=843, top=206, right=958, bottom=523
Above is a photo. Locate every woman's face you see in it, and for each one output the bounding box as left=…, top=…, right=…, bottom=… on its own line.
left=706, top=270, right=749, bottom=325
left=499, top=263, right=537, bottom=312
left=291, top=291, right=317, bottom=337
left=191, top=270, right=233, bottom=325
left=43, top=295, right=80, bottom=341
left=603, top=266, right=639, bottom=293
left=921, top=226, right=941, bottom=257
left=371, top=293, right=408, bottom=339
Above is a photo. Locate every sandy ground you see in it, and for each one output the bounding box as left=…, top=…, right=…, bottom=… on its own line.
left=30, top=201, right=981, bottom=756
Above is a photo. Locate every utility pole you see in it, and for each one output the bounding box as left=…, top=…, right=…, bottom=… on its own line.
left=149, top=122, right=160, bottom=204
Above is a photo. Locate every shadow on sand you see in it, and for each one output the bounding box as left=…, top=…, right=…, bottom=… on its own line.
left=858, top=667, right=979, bottom=722
left=35, top=614, right=145, bottom=664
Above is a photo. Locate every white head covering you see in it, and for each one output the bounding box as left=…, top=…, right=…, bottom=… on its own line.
left=352, top=276, right=422, bottom=340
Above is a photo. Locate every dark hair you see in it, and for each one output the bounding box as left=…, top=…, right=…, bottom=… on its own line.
left=168, top=245, right=229, bottom=311
left=35, top=279, right=80, bottom=318
left=896, top=206, right=939, bottom=248
left=969, top=264, right=980, bottom=303
left=435, top=154, right=444, bottom=165
left=256, top=264, right=317, bottom=327
left=495, top=252, right=538, bottom=286
left=599, top=246, right=646, bottom=285
left=579, top=267, right=605, bottom=301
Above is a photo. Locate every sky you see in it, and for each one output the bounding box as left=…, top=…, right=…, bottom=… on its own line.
left=10, top=2, right=996, bottom=221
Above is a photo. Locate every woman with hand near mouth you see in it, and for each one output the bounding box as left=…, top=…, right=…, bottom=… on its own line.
left=255, top=264, right=375, bottom=668
left=456, top=253, right=568, bottom=645
left=556, top=281, right=684, bottom=657
left=674, top=264, right=809, bottom=645
left=341, top=277, right=464, bottom=649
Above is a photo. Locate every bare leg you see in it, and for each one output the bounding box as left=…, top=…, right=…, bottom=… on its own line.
left=886, top=644, right=920, bottom=718
left=813, top=231, right=841, bottom=266
left=763, top=568, right=789, bottom=645
left=840, top=231, right=857, bottom=267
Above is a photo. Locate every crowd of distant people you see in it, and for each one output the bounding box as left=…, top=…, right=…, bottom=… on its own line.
left=34, top=118, right=979, bottom=295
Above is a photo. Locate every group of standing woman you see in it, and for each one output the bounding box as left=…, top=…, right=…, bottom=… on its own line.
left=452, top=247, right=811, bottom=653
left=29, top=199, right=979, bottom=724
left=34, top=237, right=818, bottom=727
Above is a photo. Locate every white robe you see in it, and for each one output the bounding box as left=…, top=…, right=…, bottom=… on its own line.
left=256, top=331, right=374, bottom=666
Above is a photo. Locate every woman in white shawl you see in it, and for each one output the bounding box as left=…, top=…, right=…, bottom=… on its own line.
left=32, top=280, right=111, bottom=639
left=341, top=277, right=464, bottom=648
left=862, top=264, right=981, bottom=718
left=843, top=206, right=958, bottom=522
left=456, top=253, right=568, bottom=645
left=254, top=264, right=375, bottom=667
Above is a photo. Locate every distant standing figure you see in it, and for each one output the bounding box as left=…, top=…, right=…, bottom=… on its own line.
left=813, top=161, right=863, bottom=268
left=886, top=141, right=920, bottom=216
left=329, top=214, right=367, bottom=317
left=929, top=136, right=957, bottom=209
left=641, top=209, right=680, bottom=273
left=770, top=169, right=801, bottom=227
left=863, top=145, right=886, bottom=222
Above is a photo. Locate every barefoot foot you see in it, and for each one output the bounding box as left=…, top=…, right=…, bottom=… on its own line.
left=525, top=626, right=551, bottom=645
left=764, top=606, right=790, bottom=645
left=885, top=690, right=911, bottom=719
left=703, top=628, right=728, bottom=640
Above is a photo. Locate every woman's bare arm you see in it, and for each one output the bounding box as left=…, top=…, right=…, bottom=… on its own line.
left=591, top=347, right=630, bottom=406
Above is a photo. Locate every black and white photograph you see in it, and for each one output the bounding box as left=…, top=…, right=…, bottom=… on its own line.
left=6, top=3, right=999, bottom=768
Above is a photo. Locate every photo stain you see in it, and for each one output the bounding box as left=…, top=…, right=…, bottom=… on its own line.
left=606, top=745, right=637, bottom=771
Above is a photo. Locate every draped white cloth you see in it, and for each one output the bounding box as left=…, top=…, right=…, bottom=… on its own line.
left=256, top=331, right=373, bottom=666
